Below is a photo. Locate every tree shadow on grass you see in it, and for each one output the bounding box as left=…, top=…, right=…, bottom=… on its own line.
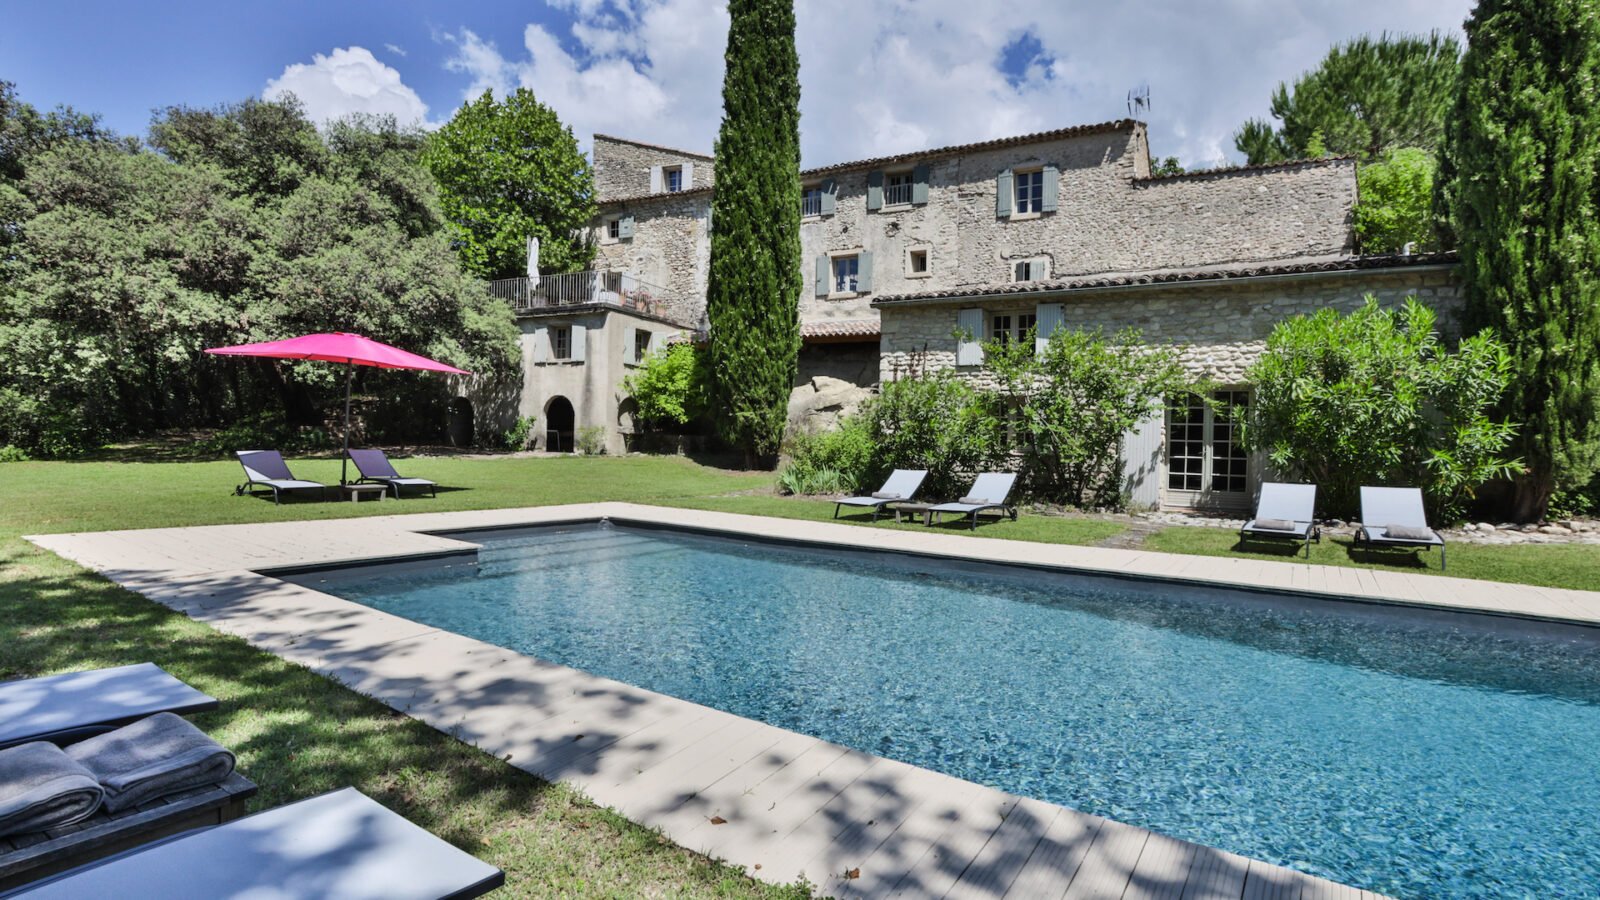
left=0, top=539, right=813, bottom=898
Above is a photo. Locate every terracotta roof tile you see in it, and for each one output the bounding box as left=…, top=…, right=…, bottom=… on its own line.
left=799, top=119, right=1142, bottom=178
left=870, top=252, right=1460, bottom=306
left=800, top=319, right=881, bottom=339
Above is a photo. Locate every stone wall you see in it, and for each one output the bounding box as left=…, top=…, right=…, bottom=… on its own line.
left=593, top=193, right=711, bottom=327
left=593, top=135, right=713, bottom=201
left=878, top=267, right=1464, bottom=385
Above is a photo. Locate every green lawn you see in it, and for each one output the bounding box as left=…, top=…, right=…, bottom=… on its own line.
left=3, top=453, right=1597, bottom=896
left=1144, top=525, right=1600, bottom=592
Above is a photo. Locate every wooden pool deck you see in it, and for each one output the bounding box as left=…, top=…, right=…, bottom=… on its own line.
left=31, top=502, right=1600, bottom=897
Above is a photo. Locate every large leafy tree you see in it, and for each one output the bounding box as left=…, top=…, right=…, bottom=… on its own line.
left=1438, top=0, right=1600, bottom=521
left=422, top=89, right=594, bottom=279
left=1353, top=147, right=1441, bottom=253
left=0, top=92, right=518, bottom=455
left=1234, top=32, right=1460, bottom=164
left=704, top=0, right=802, bottom=466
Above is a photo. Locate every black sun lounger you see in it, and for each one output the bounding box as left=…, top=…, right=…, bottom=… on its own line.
left=6, top=788, right=504, bottom=900
left=0, top=664, right=217, bottom=752
left=348, top=449, right=438, bottom=499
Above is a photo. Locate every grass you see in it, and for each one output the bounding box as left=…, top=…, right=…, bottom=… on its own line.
left=1144, top=525, right=1600, bottom=592
left=3, top=452, right=1597, bottom=895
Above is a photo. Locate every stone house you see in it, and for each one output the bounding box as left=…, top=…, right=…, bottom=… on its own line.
left=503, top=121, right=1460, bottom=510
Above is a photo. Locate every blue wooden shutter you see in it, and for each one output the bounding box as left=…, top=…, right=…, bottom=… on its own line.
left=624, top=326, right=639, bottom=365
left=1041, top=165, right=1059, bottom=212
left=820, top=179, right=837, bottom=215
left=816, top=255, right=830, bottom=297
left=996, top=170, right=1013, bottom=218
left=532, top=327, right=549, bottom=363
left=618, top=216, right=635, bottom=239
left=912, top=163, right=930, bottom=204
left=956, top=308, right=985, bottom=365
left=570, top=324, right=587, bottom=363
left=649, top=166, right=662, bottom=193
left=682, top=162, right=695, bottom=189
left=867, top=170, right=884, bottom=211
left=856, top=252, right=873, bottom=293
left=1035, top=303, right=1065, bottom=355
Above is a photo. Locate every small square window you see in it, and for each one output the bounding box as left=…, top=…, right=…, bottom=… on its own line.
left=908, top=249, right=929, bottom=274
left=1015, top=170, right=1044, bottom=214
left=634, top=330, right=654, bottom=363
left=833, top=255, right=859, bottom=293
left=551, top=326, right=572, bottom=361
left=884, top=171, right=914, bottom=206
left=664, top=166, right=683, bottom=192
left=802, top=186, right=824, bottom=217
left=1014, top=260, right=1046, bottom=282
left=607, top=219, right=620, bottom=240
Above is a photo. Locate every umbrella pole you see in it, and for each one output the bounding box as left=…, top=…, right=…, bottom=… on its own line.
left=341, top=363, right=353, bottom=487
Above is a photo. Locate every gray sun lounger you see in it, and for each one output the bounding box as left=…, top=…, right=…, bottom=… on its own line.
left=927, top=473, right=1019, bottom=530
left=833, top=469, right=928, bottom=522
left=7, top=787, right=504, bottom=899
left=349, top=449, right=438, bottom=499
left=1239, top=482, right=1321, bottom=558
left=234, top=450, right=328, bottom=504
left=0, top=664, right=217, bottom=752
left=1355, top=486, right=1447, bottom=569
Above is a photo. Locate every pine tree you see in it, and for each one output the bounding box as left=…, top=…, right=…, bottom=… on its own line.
left=1438, top=0, right=1600, bottom=520
left=704, top=0, right=802, bottom=466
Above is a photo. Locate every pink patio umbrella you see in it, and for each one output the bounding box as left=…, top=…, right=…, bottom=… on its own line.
left=205, top=332, right=471, bottom=487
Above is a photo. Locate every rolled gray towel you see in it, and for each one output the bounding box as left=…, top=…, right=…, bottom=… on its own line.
left=0, top=741, right=104, bottom=837
left=65, top=713, right=235, bottom=813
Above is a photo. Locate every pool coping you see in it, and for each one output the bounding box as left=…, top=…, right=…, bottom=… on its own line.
left=32, top=501, right=1594, bottom=897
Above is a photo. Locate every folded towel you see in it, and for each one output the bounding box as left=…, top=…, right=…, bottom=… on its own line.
left=65, top=713, right=235, bottom=813
left=0, top=741, right=104, bottom=837
left=1383, top=523, right=1435, bottom=541
left=1253, top=518, right=1298, bottom=532
left=870, top=491, right=902, bottom=500
left=957, top=496, right=991, bottom=505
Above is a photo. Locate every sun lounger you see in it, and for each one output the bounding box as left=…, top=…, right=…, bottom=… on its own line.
left=349, top=448, right=438, bottom=499
left=10, top=787, right=505, bottom=899
left=927, top=473, right=1019, bottom=530
left=234, top=450, right=328, bottom=504
left=1355, top=486, right=1447, bottom=569
left=833, top=469, right=928, bottom=522
left=1238, top=482, right=1321, bottom=558
left=0, top=664, right=217, bottom=752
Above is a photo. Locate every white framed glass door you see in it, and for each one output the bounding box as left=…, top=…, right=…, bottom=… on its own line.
left=1164, top=390, right=1251, bottom=509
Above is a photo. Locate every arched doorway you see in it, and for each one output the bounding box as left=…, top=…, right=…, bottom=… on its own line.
left=545, top=396, right=575, bottom=452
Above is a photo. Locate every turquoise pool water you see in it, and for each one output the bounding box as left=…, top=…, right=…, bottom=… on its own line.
left=304, top=524, right=1600, bottom=898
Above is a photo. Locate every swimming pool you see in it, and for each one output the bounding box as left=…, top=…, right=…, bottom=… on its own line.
left=299, top=523, right=1600, bottom=898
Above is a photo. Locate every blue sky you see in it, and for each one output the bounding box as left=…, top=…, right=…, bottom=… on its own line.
left=2, top=0, right=1473, bottom=168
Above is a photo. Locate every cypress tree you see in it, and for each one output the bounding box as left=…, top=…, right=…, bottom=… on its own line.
left=705, top=0, right=802, bottom=467
left=1438, top=0, right=1600, bottom=521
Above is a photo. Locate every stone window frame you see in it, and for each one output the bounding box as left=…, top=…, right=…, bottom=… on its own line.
left=604, top=217, right=621, bottom=242
left=1013, top=167, right=1046, bottom=218
left=662, top=165, right=684, bottom=193
left=905, top=246, right=932, bottom=279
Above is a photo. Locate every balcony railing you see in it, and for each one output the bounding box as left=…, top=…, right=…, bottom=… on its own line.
left=489, top=271, right=672, bottom=317
left=883, top=179, right=913, bottom=206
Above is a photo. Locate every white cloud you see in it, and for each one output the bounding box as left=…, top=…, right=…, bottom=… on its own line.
left=444, top=0, right=1473, bottom=167
left=264, top=46, right=429, bottom=126
left=384, top=43, right=407, bottom=57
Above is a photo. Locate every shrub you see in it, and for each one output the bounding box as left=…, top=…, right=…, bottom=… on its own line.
left=860, top=371, right=1002, bottom=500
left=502, top=415, right=537, bottom=451
left=576, top=425, right=607, bottom=456
left=776, top=465, right=849, bottom=496
left=622, top=342, right=710, bottom=431
left=779, top=419, right=874, bottom=494
left=200, top=410, right=330, bottom=457
left=985, top=326, right=1191, bottom=508
left=1246, top=297, right=1521, bottom=520
left=1354, top=147, right=1440, bottom=254
left=0, top=445, right=30, bottom=462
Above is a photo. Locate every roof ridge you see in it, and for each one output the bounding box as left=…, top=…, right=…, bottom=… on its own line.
left=592, top=133, right=714, bottom=161
left=799, top=119, right=1144, bottom=178
left=1136, top=156, right=1356, bottom=182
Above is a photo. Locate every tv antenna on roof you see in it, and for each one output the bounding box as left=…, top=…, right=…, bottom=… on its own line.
left=1127, top=84, right=1151, bottom=119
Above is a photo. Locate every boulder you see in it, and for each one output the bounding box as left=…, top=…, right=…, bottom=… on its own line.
left=786, top=376, right=872, bottom=433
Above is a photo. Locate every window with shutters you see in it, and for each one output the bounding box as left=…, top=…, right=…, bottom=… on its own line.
left=550, top=326, right=572, bottom=361
left=801, top=185, right=824, bottom=217
left=1014, top=169, right=1044, bottom=214
left=1165, top=390, right=1251, bottom=502
left=663, top=166, right=683, bottom=192
left=833, top=255, right=859, bottom=293
left=1013, top=259, right=1049, bottom=282
left=884, top=171, right=914, bottom=206
left=606, top=218, right=620, bottom=241
left=633, top=330, right=654, bottom=364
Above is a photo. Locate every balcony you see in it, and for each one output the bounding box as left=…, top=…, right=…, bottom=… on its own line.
left=489, top=271, right=673, bottom=318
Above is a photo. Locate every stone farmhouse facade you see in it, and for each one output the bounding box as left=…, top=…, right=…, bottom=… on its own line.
left=508, top=121, right=1461, bottom=511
